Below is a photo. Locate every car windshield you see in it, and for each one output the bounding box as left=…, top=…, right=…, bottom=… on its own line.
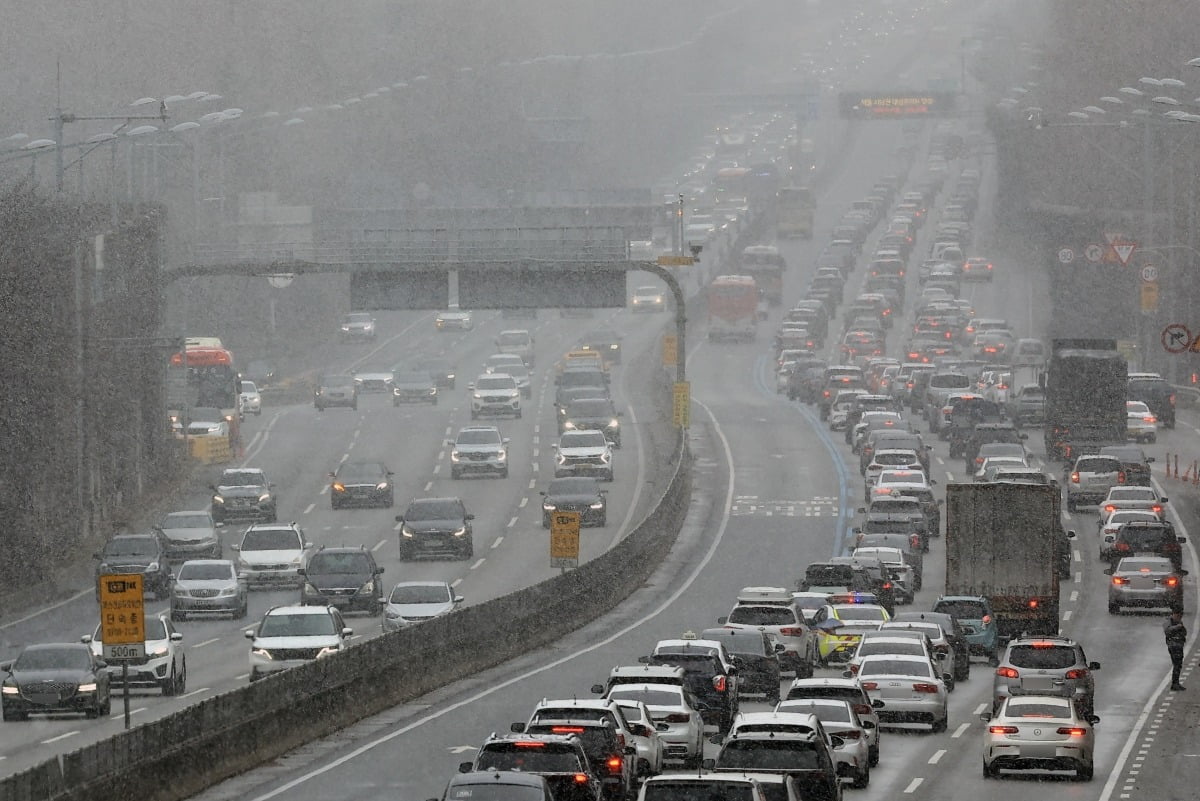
left=477, top=376, right=516, bottom=390
left=1006, top=699, right=1072, bottom=719
left=858, top=640, right=923, bottom=657
left=458, top=429, right=500, bottom=445
left=393, top=373, right=430, bottom=385
left=1117, top=558, right=1171, bottom=572
left=15, top=647, right=91, bottom=672
left=778, top=700, right=852, bottom=724
left=477, top=746, right=582, bottom=773
left=547, top=478, right=599, bottom=495
left=651, top=654, right=721, bottom=675
left=874, top=452, right=916, bottom=466
left=642, top=781, right=756, bottom=801
left=929, top=374, right=970, bottom=389
left=705, top=633, right=770, bottom=657
left=497, top=332, right=530, bottom=346
left=307, top=552, right=372, bottom=574
left=162, top=513, right=210, bottom=529
left=717, top=740, right=819, bottom=770
left=727, top=606, right=796, bottom=626
left=240, top=381, right=257, bottom=393
left=321, top=376, right=355, bottom=388
left=933, top=600, right=987, bottom=619
left=389, top=584, right=451, bottom=604
left=258, top=613, right=337, bottom=638
left=178, top=562, right=234, bottom=581
left=345, top=314, right=372, bottom=323
left=105, top=538, right=157, bottom=557
left=859, top=658, right=932, bottom=678
left=608, top=687, right=684, bottom=707
left=806, top=566, right=853, bottom=585
left=241, top=528, right=301, bottom=551
left=560, top=432, right=607, bottom=448
left=337, top=463, right=387, bottom=481
left=220, top=471, right=265, bottom=487
left=1117, top=527, right=1172, bottom=549
left=1007, top=645, right=1078, bottom=670
left=836, top=607, right=886, bottom=622
left=1078, top=458, right=1120, bottom=473
left=406, top=500, right=464, bottom=520
left=569, top=400, right=613, bottom=417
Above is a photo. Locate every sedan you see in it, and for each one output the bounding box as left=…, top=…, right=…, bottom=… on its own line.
left=1107, top=556, right=1186, bottom=614
left=981, top=695, right=1098, bottom=780
left=170, top=559, right=248, bottom=620
left=436, top=307, right=474, bottom=331
left=962, top=257, right=994, bottom=281
left=1100, top=485, right=1167, bottom=519
left=850, top=653, right=949, bottom=732
left=84, top=613, right=186, bottom=696
left=0, top=643, right=111, bottom=720
left=606, top=683, right=705, bottom=768
left=239, top=380, right=262, bottom=416
left=391, top=371, right=438, bottom=405
left=1126, top=400, right=1157, bottom=443
left=330, top=461, right=395, bottom=509
left=631, top=285, right=666, bottom=312
left=541, top=477, right=608, bottom=528
left=381, top=580, right=463, bottom=632
left=155, top=510, right=222, bottom=560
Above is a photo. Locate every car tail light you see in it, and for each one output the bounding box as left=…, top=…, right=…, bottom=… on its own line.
left=1118, top=472, right=1126, bottom=484
left=1115, top=542, right=1131, bottom=552
left=975, top=457, right=985, bottom=467
left=1070, top=472, right=1080, bottom=484
left=514, top=741, right=547, bottom=748
left=996, top=667, right=1019, bottom=679
left=982, top=614, right=992, bottom=624
left=839, top=729, right=862, bottom=740
left=989, top=725, right=1019, bottom=734
left=1111, top=576, right=1128, bottom=585
left=1164, top=576, right=1180, bottom=587
left=1104, top=504, right=1116, bottom=514
left=1064, top=668, right=1088, bottom=680
left=552, top=726, right=586, bottom=734
left=1144, top=415, right=1157, bottom=423
left=779, top=627, right=806, bottom=636
left=882, top=581, right=893, bottom=590
left=1164, top=542, right=1182, bottom=553
left=1170, top=394, right=1177, bottom=406
left=1028, top=599, right=1039, bottom=609
left=1057, top=727, right=1087, bottom=737
left=664, top=713, right=690, bottom=723
left=913, top=683, right=940, bottom=693
left=713, top=675, right=727, bottom=692
left=606, top=756, right=623, bottom=773
left=852, top=703, right=872, bottom=716
left=861, top=681, right=878, bottom=690
left=1152, top=505, right=1164, bottom=515
left=574, top=775, right=590, bottom=784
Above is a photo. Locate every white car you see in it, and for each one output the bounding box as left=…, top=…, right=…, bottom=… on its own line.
left=631, top=285, right=666, bottom=313
left=851, top=653, right=949, bottom=732
left=233, top=523, right=311, bottom=589
left=435, top=306, right=473, bottom=330
left=83, top=613, right=186, bottom=695
left=974, top=455, right=1029, bottom=482
left=719, top=588, right=816, bottom=677
left=1097, top=508, right=1161, bottom=560
left=469, top=373, right=522, bottom=419
left=239, top=380, right=262, bottom=415
left=607, top=683, right=703, bottom=768
left=865, top=449, right=924, bottom=493
left=784, top=677, right=882, bottom=767
left=981, top=694, right=1098, bottom=780
left=1100, top=485, right=1168, bottom=519
left=1126, top=400, right=1157, bottom=443
left=610, top=698, right=667, bottom=777
left=381, top=580, right=462, bottom=632
left=775, top=699, right=872, bottom=788
left=554, top=430, right=614, bottom=481
left=245, top=605, right=352, bottom=682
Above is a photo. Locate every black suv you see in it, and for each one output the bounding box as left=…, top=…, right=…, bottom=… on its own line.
left=94, top=533, right=172, bottom=599
left=314, top=374, right=359, bottom=411
left=298, top=546, right=385, bottom=614
left=1128, top=373, right=1175, bottom=428
left=560, top=397, right=623, bottom=446
left=961, top=421, right=1024, bottom=468
left=541, top=477, right=608, bottom=528
left=330, top=461, right=394, bottom=509
left=465, top=733, right=602, bottom=801
left=643, top=639, right=741, bottom=733
left=396, top=497, right=474, bottom=560
left=1109, top=520, right=1187, bottom=572
left=210, top=468, right=277, bottom=524
left=1098, top=445, right=1155, bottom=487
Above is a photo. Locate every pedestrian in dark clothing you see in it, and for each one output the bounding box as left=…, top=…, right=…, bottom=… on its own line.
left=1164, top=611, right=1187, bottom=691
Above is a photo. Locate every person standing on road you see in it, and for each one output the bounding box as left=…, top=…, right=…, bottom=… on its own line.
left=1164, top=610, right=1187, bottom=691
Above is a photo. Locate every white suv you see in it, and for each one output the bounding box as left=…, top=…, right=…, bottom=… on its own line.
left=245, top=605, right=352, bottom=682
left=470, top=373, right=521, bottom=419
left=233, top=523, right=311, bottom=589
left=449, top=426, right=510, bottom=479
left=554, top=430, right=614, bottom=481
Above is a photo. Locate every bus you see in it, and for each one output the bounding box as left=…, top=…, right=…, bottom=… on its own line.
left=707, top=275, right=761, bottom=342
left=777, top=186, right=815, bottom=239
left=167, top=344, right=241, bottom=444
left=739, top=246, right=787, bottom=306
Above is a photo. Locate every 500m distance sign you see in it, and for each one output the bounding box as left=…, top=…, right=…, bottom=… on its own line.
left=98, top=573, right=146, bottom=660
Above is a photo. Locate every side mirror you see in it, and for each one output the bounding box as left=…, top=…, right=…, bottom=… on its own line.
left=774, top=643, right=786, bottom=654
left=1088, top=715, right=1101, bottom=725
left=717, top=617, right=728, bottom=625
left=625, top=746, right=637, bottom=756
left=510, top=722, right=526, bottom=733
left=81, top=635, right=93, bottom=644
left=979, top=712, right=992, bottom=722
left=342, top=628, right=354, bottom=637
left=1066, top=529, right=1077, bottom=539
left=466, top=514, right=475, bottom=521
left=1180, top=570, right=1190, bottom=576
left=1088, top=661, right=1101, bottom=670
left=395, top=515, right=405, bottom=523
left=296, top=568, right=307, bottom=577
left=829, top=735, right=845, bottom=750
left=656, top=722, right=670, bottom=732
left=943, top=673, right=954, bottom=685
left=1147, top=457, right=1157, bottom=463
left=708, top=734, right=724, bottom=745
left=215, top=522, right=225, bottom=529
left=988, top=656, right=1001, bottom=667
left=1161, top=497, right=1169, bottom=503
left=459, top=762, right=473, bottom=773
left=95, top=660, right=108, bottom=669
left=244, top=630, right=255, bottom=639
left=1179, top=537, right=1188, bottom=544
left=842, top=670, right=853, bottom=678
left=171, top=632, right=183, bottom=642
left=1102, top=568, right=1113, bottom=575
left=637, top=655, right=650, bottom=664
left=455, top=595, right=465, bottom=603
left=861, top=720, right=876, bottom=729
left=591, top=684, right=605, bottom=695
left=377, top=566, right=385, bottom=575
left=872, top=699, right=885, bottom=708
left=929, top=478, right=938, bottom=485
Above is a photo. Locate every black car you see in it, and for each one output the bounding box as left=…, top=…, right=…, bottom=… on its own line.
left=396, top=497, right=475, bottom=560
left=314, top=374, right=359, bottom=411
left=415, top=357, right=457, bottom=390
left=299, top=546, right=386, bottom=614
left=94, top=533, right=173, bottom=599
left=578, top=329, right=622, bottom=365
left=699, top=627, right=783, bottom=704
left=1110, top=520, right=1187, bottom=572
left=1, top=643, right=111, bottom=720
left=330, top=461, right=394, bottom=509
left=561, top=398, right=623, bottom=446
left=392, top=371, right=439, bottom=405
left=963, top=422, right=1026, bottom=470
left=555, top=371, right=611, bottom=408
left=1128, top=373, right=1176, bottom=428
left=210, top=467, right=277, bottom=524
left=465, top=734, right=603, bottom=801
left=541, top=477, right=608, bottom=528
left=1098, top=445, right=1155, bottom=487
left=643, top=642, right=740, bottom=732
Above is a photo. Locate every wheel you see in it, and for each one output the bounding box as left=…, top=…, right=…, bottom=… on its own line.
left=331, top=500, right=341, bottom=510
left=85, top=706, right=99, bottom=719
left=542, top=516, right=551, bottom=529
left=1077, top=761, right=1094, bottom=781
left=1067, top=499, right=1077, bottom=513
left=461, top=544, right=474, bottom=560
left=1147, top=434, right=1157, bottom=444
left=398, top=547, right=413, bottom=562
left=868, top=745, right=879, bottom=768
left=371, top=600, right=384, bottom=617
left=470, top=411, right=478, bottom=420
left=851, top=765, right=870, bottom=789
left=249, top=670, right=261, bottom=683
left=982, top=761, right=998, bottom=778
left=1108, top=602, right=1120, bottom=614
left=162, top=665, right=178, bottom=696
left=235, top=601, right=248, bottom=620
left=931, top=717, right=948, bottom=733
left=604, top=471, right=614, bottom=483
left=2, top=706, right=26, bottom=722
left=945, top=675, right=955, bottom=692
left=955, top=664, right=970, bottom=683
left=515, top=409, right=523, bottom=419
left=598, top=515, right=607, bottom=527
left=175, top=660, right=187, bottom=695
left=99, top=695, right=111, bottom=716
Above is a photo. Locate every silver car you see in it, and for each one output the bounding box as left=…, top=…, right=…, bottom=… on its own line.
left=170, top=559, right=248, bottom=620
left=381, top=580, right=462, bottom=632
left=155, top=510, right=222, bottom=560
left=1107, top=556, right=1186, bottom=614
left=992, top=634, right=1100, bottom=716
left=981, top=695, right=1098, bottom=780
left=1066, top=455, right=1123, bottom=512
left=239, top=380, right=262, bottom=416
left=851, top=654, right=949, bottom=732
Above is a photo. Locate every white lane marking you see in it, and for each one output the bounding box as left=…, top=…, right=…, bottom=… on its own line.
left=1070, top=590, right=1079, bottom=602
left=951, top=723, right=970, bottom=739
left=245, top=379, right=741, bottom=801
left=1074, top=572, right=1082, bottom=584
left=240, top=410, right=285, bottom=465
left=532, top=448, right=539, bottom=458
left=531, top=462, right=539, bottom=473
left=903, top=779, right=923, bottom=794
left=425, top=481, right=434, bottom=492
left=437, top=451, right=446, bottom=461
left=929, top=749, right=946, bottom=764
left=935, top=457, right=945, bottom=465
left=42, top=731, right=81, bottom=744
left=529, top=479, right=537, bottom=489
left=470, top=559, right=485, bottom=570
left=532, top=436, right=539, bottom=446
left=1063, top=610, right=1074, bottom=621
left=319, top=485, right=330, bottom=495
left=0, top=588, right=92, bottom=630
left=1073, top=549, right=1082, bottom=561
left=303, top=503, right=315, bottom=515
left=492, top=537, right=504, bottom=549
left=533, top=424, right=540, bottom=434
left=433, top=465, right=441, bottom=475
left=340, top=453, right=350, bottom=463
left=393, top=522, right=403, bottom=531
left=236, top=673, right=250, bottom=680
left=945, top=472, right=955, bottom=482
left=179, top=687, right=210, bottom=700
left=450, top=578, right=463, bottom=588
left=372, top=539, right=387, bottom=552
left=193, top=637, right=220, bottom=648
left=108, top=707, right=146, bottom=721
left=519, top=498, right=528, bottom=508
left=508, top=517, right=519, bottom=528
left=973, top=703, right=988, bottom=715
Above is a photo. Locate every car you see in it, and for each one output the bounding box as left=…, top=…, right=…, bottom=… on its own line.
left=631, top=285, right=666, bottom=313
left=699, top=627, right=784, bottom=704
left=243, top=359, right=277, bottom=387
left=809, top=603, right=890, bottom=666
left=436, top=306, right=474, bottom=331
left=851, top=547, right=915, bottom=603
left=560, top=397, right=623, bottom=446
left=1012, top=338, right=1045, bottom=367
left=1107, top=555, right=1187, bottom=614
left=850, top=653, right=949, bottom=732
left=554, top=430, right=615, bottom=481
left=184, top=408, right=230, bottom=438
left=391, top=371, right=439, bottom=405
left=83, top=612, right=185, bottom=695
left=1109, top=519, right=1187, bottom=572
left=992, top=634, right=1100, bottom=716
left=887, top=611, right=972, bottom=682
left=784, top=677, right=882, bottom=767
left=245, top=604, right=353, bottom=682
left=975, top=456, right=1029, bottom=482
left=1100, top=485, right=1168, bottom=519
left=353, top=368, right=395, bottom=393
left=232, top=522, right=311, bottom=588
left=329, top=461, right=395, bottom=509
left=1066, top=454, right=1124, bottom=512
left=578, top=329, right=623, bottom=366
left=465, top=733, right=604, bottom=801
left=606, top=683, right=705, bottom=769
left=470, top=373, right=522, bottom=419
left=931, top=596, right=999, bottom=659
left=773, top=699, right=873, bottom=788
left=643, top=635, right=742, bottom=732
left=209, top=467, right=277, bottom=524
left=1098, top=444, right=1155, bottom=486
left=541, top=477, right=608, bottom=528
left=450, top=426, right=510, bottom=479
left=1006, top=384, right=1045, bottom=427
left=154, top=510, right=222, bottom=560
left=436, top=772, right=554, bottom=801
left=0, top=643, right=111, bottom=721
left=981, top=694, right=1099, bottom=780
left=239, top=380, right=262, bottom=416
left=170, top=559, right=248, bottom=620
left=1127, top=371, right=1176, bottom=428
left=719, top=587, right=817, bottom=677
left=962, top=257, right=994, bottom=281
left=706, top=719, right=842, bottom=801
left=94, top=533, right=173, bottom=600
left=495, top=329, right=536, bottom=367
left=314, top=374, right=359, bottom=411
left=555, top=369, right=611, bottom=407
left=381, top=580, right=462, bottom=632
left=515, top=698, right=639, bottom=801
left=1126, top=400, right=1157, bottom=442
left=415, top=356, right=457, bottom=389
left=299, top=546, right=385, bottom=614
left=396, top=497, right=475, bottom=560
left=1098, top=508, right=1161, bottom=559
left=864, top=450, right=924, bottom=495
left=339, top=312, right=377, bottom=341
left=606, top=697, right=665, bottom=778
left=635, top=775, right=774, bottom=801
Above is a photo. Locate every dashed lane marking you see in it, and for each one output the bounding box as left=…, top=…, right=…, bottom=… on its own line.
left=492, top=537, right=503, bottom=549
left=903, top=779, right=923, bottom=794
left=372, top=539, right=387, bottom=552
left=519, top=498, right=528, bottom=508
left=470, top=559, right=485, bottom=570
left=42, top=731, right=81, bottom=744
left=425, top=481, right=434, bottom=492
left=303, top=503, right=315, bottom=515
left=951, top=723, right=970, bottom=738
left=193, top=637, right=220, bottom=648
left=508, top=517, right=519, bottom=528
left=929, top=749, right=946, bottom=764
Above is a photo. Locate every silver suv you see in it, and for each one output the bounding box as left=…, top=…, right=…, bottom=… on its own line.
left=992, top=634, right=1100, bottom=716
left=1066, top=455, right=1123, bottom=512
left=470, top=373, right=522, bottom=419
left=449, top=426, right=510, bottom=479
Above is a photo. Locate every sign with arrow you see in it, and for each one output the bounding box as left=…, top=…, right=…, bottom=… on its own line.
left=1162, top=323, right=1192, bottom=354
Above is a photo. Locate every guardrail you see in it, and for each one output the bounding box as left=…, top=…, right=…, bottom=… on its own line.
left=189, top=239, right=634, bottom=266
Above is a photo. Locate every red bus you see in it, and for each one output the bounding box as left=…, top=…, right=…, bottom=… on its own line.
left=167, top=345, right=241, bottom=442
left=707, top=275, right=761, bottom=342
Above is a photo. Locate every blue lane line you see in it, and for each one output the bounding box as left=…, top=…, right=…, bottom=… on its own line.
left=752, top=354, right=855, bottom=557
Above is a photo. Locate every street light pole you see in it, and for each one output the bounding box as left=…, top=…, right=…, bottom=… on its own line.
left=51, top=103, right=169, bottom=193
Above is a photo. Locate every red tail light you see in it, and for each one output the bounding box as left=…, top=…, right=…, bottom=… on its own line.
left=910, top=534, right=922, bottom=550
left=664, top=713, right=690, bottom=723
left=1103, top=505, right=1116, bottom=514
left=1070, top=472, right=1080, bottom=483
left=1169, top=394, right=1177, bottom=406
left=1057, top=727, right=1087, bottom=737
left=1117, top=471, right=1126, bottom=484
left=852, top=703, right=872, bottom=716
left=838, top=729, right=862, bottom=740
left=1164, top=576, right=1180, bottom=587
left=1064, top=668, right=1088, bottom=680
left=574, top=775, right=590, bottom=784
left=605, top=757, right=623, bottom=772
left=989, top=725, right=1019, bottom=734
left=981, top=614, right=992, bottom=624
left=861, top=681, right=878, bottom=690
left=713, top=675, right=727, bottom=692
left=1028, top=599, right=1039, bottom=609
left=1111, top=576, right=1128, bottom=585
left=514, top=741, right=547, bottom=748
left=779, top=627, right=806, bottom=637
left=1115, top=543, right=1131, bottom=552
left=913, top=683, right=940, bottom=693
left=996, top=667, right=1019, bottom=679
left=552, top=726, right=586, bottom=733
left=1152, top=505, right=1164, bottom=515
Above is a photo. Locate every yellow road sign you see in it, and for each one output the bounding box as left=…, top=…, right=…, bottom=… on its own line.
left=658, top=255, right=695, bottom=266
left=99, top=574, right=145, bottom=659
left=673, top=381, right=691, bottom=428
left=663, top=334, right=678, bottom=366
left=1141, top=281, right=1159, bottom=312
left=550, top=512, right=581, bottom=568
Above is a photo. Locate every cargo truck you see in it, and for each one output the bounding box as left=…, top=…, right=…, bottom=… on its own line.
left=1042, top=338, right=1127, bottom=462
left=945, top=483, right=1074, bottom=640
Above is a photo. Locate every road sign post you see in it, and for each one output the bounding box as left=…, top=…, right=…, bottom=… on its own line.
left=673, top=382, right=691, bottom=428
left=550, top=512, right=580, bottom=571
left=98, top=574, right=145, bottom=729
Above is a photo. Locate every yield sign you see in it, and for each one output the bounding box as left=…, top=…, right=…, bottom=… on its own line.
left=1111, top=240, right=1138, bottom=266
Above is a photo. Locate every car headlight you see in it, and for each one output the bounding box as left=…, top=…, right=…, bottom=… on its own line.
left=563, top=421, right=577, bottom=430
left=251, top=647, right=274, bottom=660
left=497, top=450, right=507, bottom=462
left=450, top=450, right=462, bottom=462
left=401, top=526, right=414, bottom=538
left=212, top=495, right=225, bottom=504
left=316, top=646, right=340, bottom=659
left=599, top=452, right=611, bottom=463
left=452, top=527, right=467, bottom=538
left=359, top=580, right=375, bottom=595
left=341, top=325, right=351, bottom=332
left=147, top=562, right=159, bottom=572
left=77, top=682, right=98, bottom=693
left=217, top=587, right=237, bottom=597
left=556, top=453, right=567, bottom=465
left=610, top=344, right=618, bottom=350
left=590, top=501, right=605, bottom=509
left=258, top=493, right=272, bottom=503
left=376, top=482, right=389, bottom=491
left=608, top=419, right=620, bottom=429
left=472, top=392, right=482, bottom=400
left=543, top=501, right=556, bottom=511
left=1, top=685, right=18, bottom=695
left=147, top=645, right=168, bottom=658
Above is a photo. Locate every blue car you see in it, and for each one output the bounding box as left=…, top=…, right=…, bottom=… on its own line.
left=933, top=595, right=999, bottom=660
